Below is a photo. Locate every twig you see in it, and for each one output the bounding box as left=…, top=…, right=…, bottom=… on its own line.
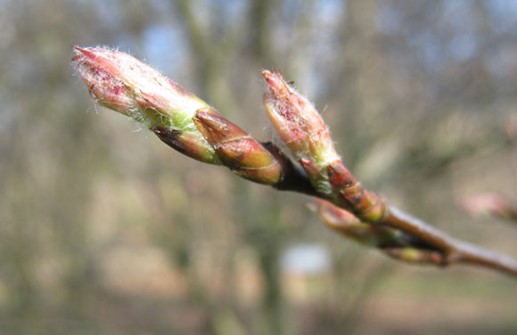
left=386, top=206, right=517, bottom=276
left=72, top=46, right=517, bottom=278
left=266, top=156, right=517, bottom=276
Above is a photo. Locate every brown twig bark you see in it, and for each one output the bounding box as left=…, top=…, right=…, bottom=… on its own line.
left=288, top=170, right=517, bottom=276
left=386, top=206, right=517, bottom=276
left=242, top=137, right=517, bottom=276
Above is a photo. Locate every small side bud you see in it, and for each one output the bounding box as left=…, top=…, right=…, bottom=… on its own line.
left=316, top=200, right=379, bottom=246
left=316, top=200, right=431, bottom=256
left=152, top=125, right=221, bottom=164
left=327, top=160, right=387, bottom=222
left=383, top=247, right=444, bottom=266
left=193, top=107, right=283, bottom=185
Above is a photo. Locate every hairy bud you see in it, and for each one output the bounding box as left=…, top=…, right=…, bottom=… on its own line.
left=262, top=70, right=339, bottom=194
left=262, top=70, right=339, bottom=167
left=72, top=46, right=219, bottom=164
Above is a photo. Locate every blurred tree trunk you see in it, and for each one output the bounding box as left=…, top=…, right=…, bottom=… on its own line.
left=175, top=1, right=288, bottom=334
left=338, top=0, right=386, bottom=169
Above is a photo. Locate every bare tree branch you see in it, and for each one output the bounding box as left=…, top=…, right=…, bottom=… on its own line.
left=73, top=46, right=517, bottom=278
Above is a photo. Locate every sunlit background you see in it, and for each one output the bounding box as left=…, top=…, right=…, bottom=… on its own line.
left=1, top=0, right=517, bottom=334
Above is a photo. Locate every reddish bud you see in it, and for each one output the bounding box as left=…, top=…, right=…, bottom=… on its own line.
left=316, top=200, right=427, bottom=255
left=72, top=46, right=219, bottom=164
left=460, top=193, right=517, bottom=222
left=383, top=248, right=444, bottom=265
left=316, top=200, right=379, bottom=246
left=262, top=70, right=339, bottom=194
left=193, top=107, right=283, bottom=184
left=327, top=160, right=387, bottom=222
left=262, top=70, right=339, bottom=167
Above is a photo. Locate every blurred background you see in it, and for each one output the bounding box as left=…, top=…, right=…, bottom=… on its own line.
left=2, top=0, right=517, bottom=334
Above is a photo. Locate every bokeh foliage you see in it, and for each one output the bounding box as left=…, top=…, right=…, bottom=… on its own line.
left=1, top=1, right=517, bottom=334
